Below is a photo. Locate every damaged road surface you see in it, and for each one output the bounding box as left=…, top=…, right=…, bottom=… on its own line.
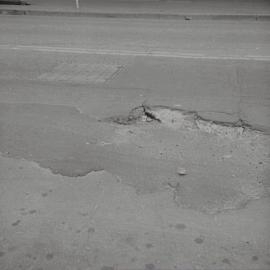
left=0, top=103, right=181, bottom=192
left=1, top=101, right=270, bottom=270
left=1, top=15, right=270, bottom=270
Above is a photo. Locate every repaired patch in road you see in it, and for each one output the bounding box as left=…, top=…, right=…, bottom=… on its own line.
left=0, top=102, right=180, bottom=193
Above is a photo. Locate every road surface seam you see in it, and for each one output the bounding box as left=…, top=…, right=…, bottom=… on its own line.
left=0, top=44, right=269, bottom=61
left=1, top=9, right=270, bottom=21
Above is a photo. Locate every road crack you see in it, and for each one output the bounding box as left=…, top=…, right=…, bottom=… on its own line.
left=104, top=102, right=261, bottom=137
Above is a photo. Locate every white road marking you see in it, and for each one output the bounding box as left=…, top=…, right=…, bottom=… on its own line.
left=0, top=44, right=270, bottom=61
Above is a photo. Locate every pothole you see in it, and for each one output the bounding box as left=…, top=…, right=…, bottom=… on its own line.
left=1, top=102, right=268, bottom=214
left=105, top=103, right=257, bottom=138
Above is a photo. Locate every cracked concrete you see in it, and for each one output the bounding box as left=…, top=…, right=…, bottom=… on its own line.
left=0, top=104, right=270, bottom=269
left=0, top=101, right=270, bottom=269
left=107, top=103, right=255, bottom=137
left=109, top=110, right=269, bottom=215
left=108, top=57, right=270, bottom=133
left=1, top=17, right=270, bottom=269
left=1, top=49, right=270, bottom=132
left=1, top=58, right=269, bottom=267
left=1, top=102, right=269, bottom=212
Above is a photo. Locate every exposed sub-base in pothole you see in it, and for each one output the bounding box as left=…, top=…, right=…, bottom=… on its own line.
left=105, top=104, right=259, bottom=138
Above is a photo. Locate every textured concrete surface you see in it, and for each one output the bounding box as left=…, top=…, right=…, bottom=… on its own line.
left=1, top=105, right=270, bottom=270
left=0, top=14, right=270, bottom=270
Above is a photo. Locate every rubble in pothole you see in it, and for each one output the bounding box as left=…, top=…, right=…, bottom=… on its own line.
left=105, top=103, right=259, bottom=139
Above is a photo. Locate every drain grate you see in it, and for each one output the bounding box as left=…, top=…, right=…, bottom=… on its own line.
left=39, top=63, right=122, bottom=84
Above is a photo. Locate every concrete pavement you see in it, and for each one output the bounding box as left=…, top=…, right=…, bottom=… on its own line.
left=1, top=15, right=269, bottom=133
left=0, top=12, right=270, bottom=270
left=0, top=0, right=270, bottom=19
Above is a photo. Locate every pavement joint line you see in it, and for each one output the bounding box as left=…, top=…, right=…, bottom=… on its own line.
left=0, top=9, right=270, bottom=21
left=0, top=44, right=270, bottom=61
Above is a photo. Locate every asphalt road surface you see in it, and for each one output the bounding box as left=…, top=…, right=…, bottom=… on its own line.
left=0, top=15, right=270, bottom=129
left=0, top=15, right=270, bottom=270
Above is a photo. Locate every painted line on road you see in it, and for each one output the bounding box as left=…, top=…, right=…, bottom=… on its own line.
left=0, top=44, right=270, bottom=61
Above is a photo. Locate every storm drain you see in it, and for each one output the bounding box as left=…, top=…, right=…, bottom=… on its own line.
left=39, top=63, right=122, bottom=84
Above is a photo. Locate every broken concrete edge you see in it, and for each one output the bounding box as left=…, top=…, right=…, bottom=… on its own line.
left=105, top=103, right=268, bottom=135
left=146, top=105, right=260, bottom=132
left=0, top=8, right=270, bottom=21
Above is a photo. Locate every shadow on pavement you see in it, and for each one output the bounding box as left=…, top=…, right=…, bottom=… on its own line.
left=0, top=0, right=30, bottom=5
